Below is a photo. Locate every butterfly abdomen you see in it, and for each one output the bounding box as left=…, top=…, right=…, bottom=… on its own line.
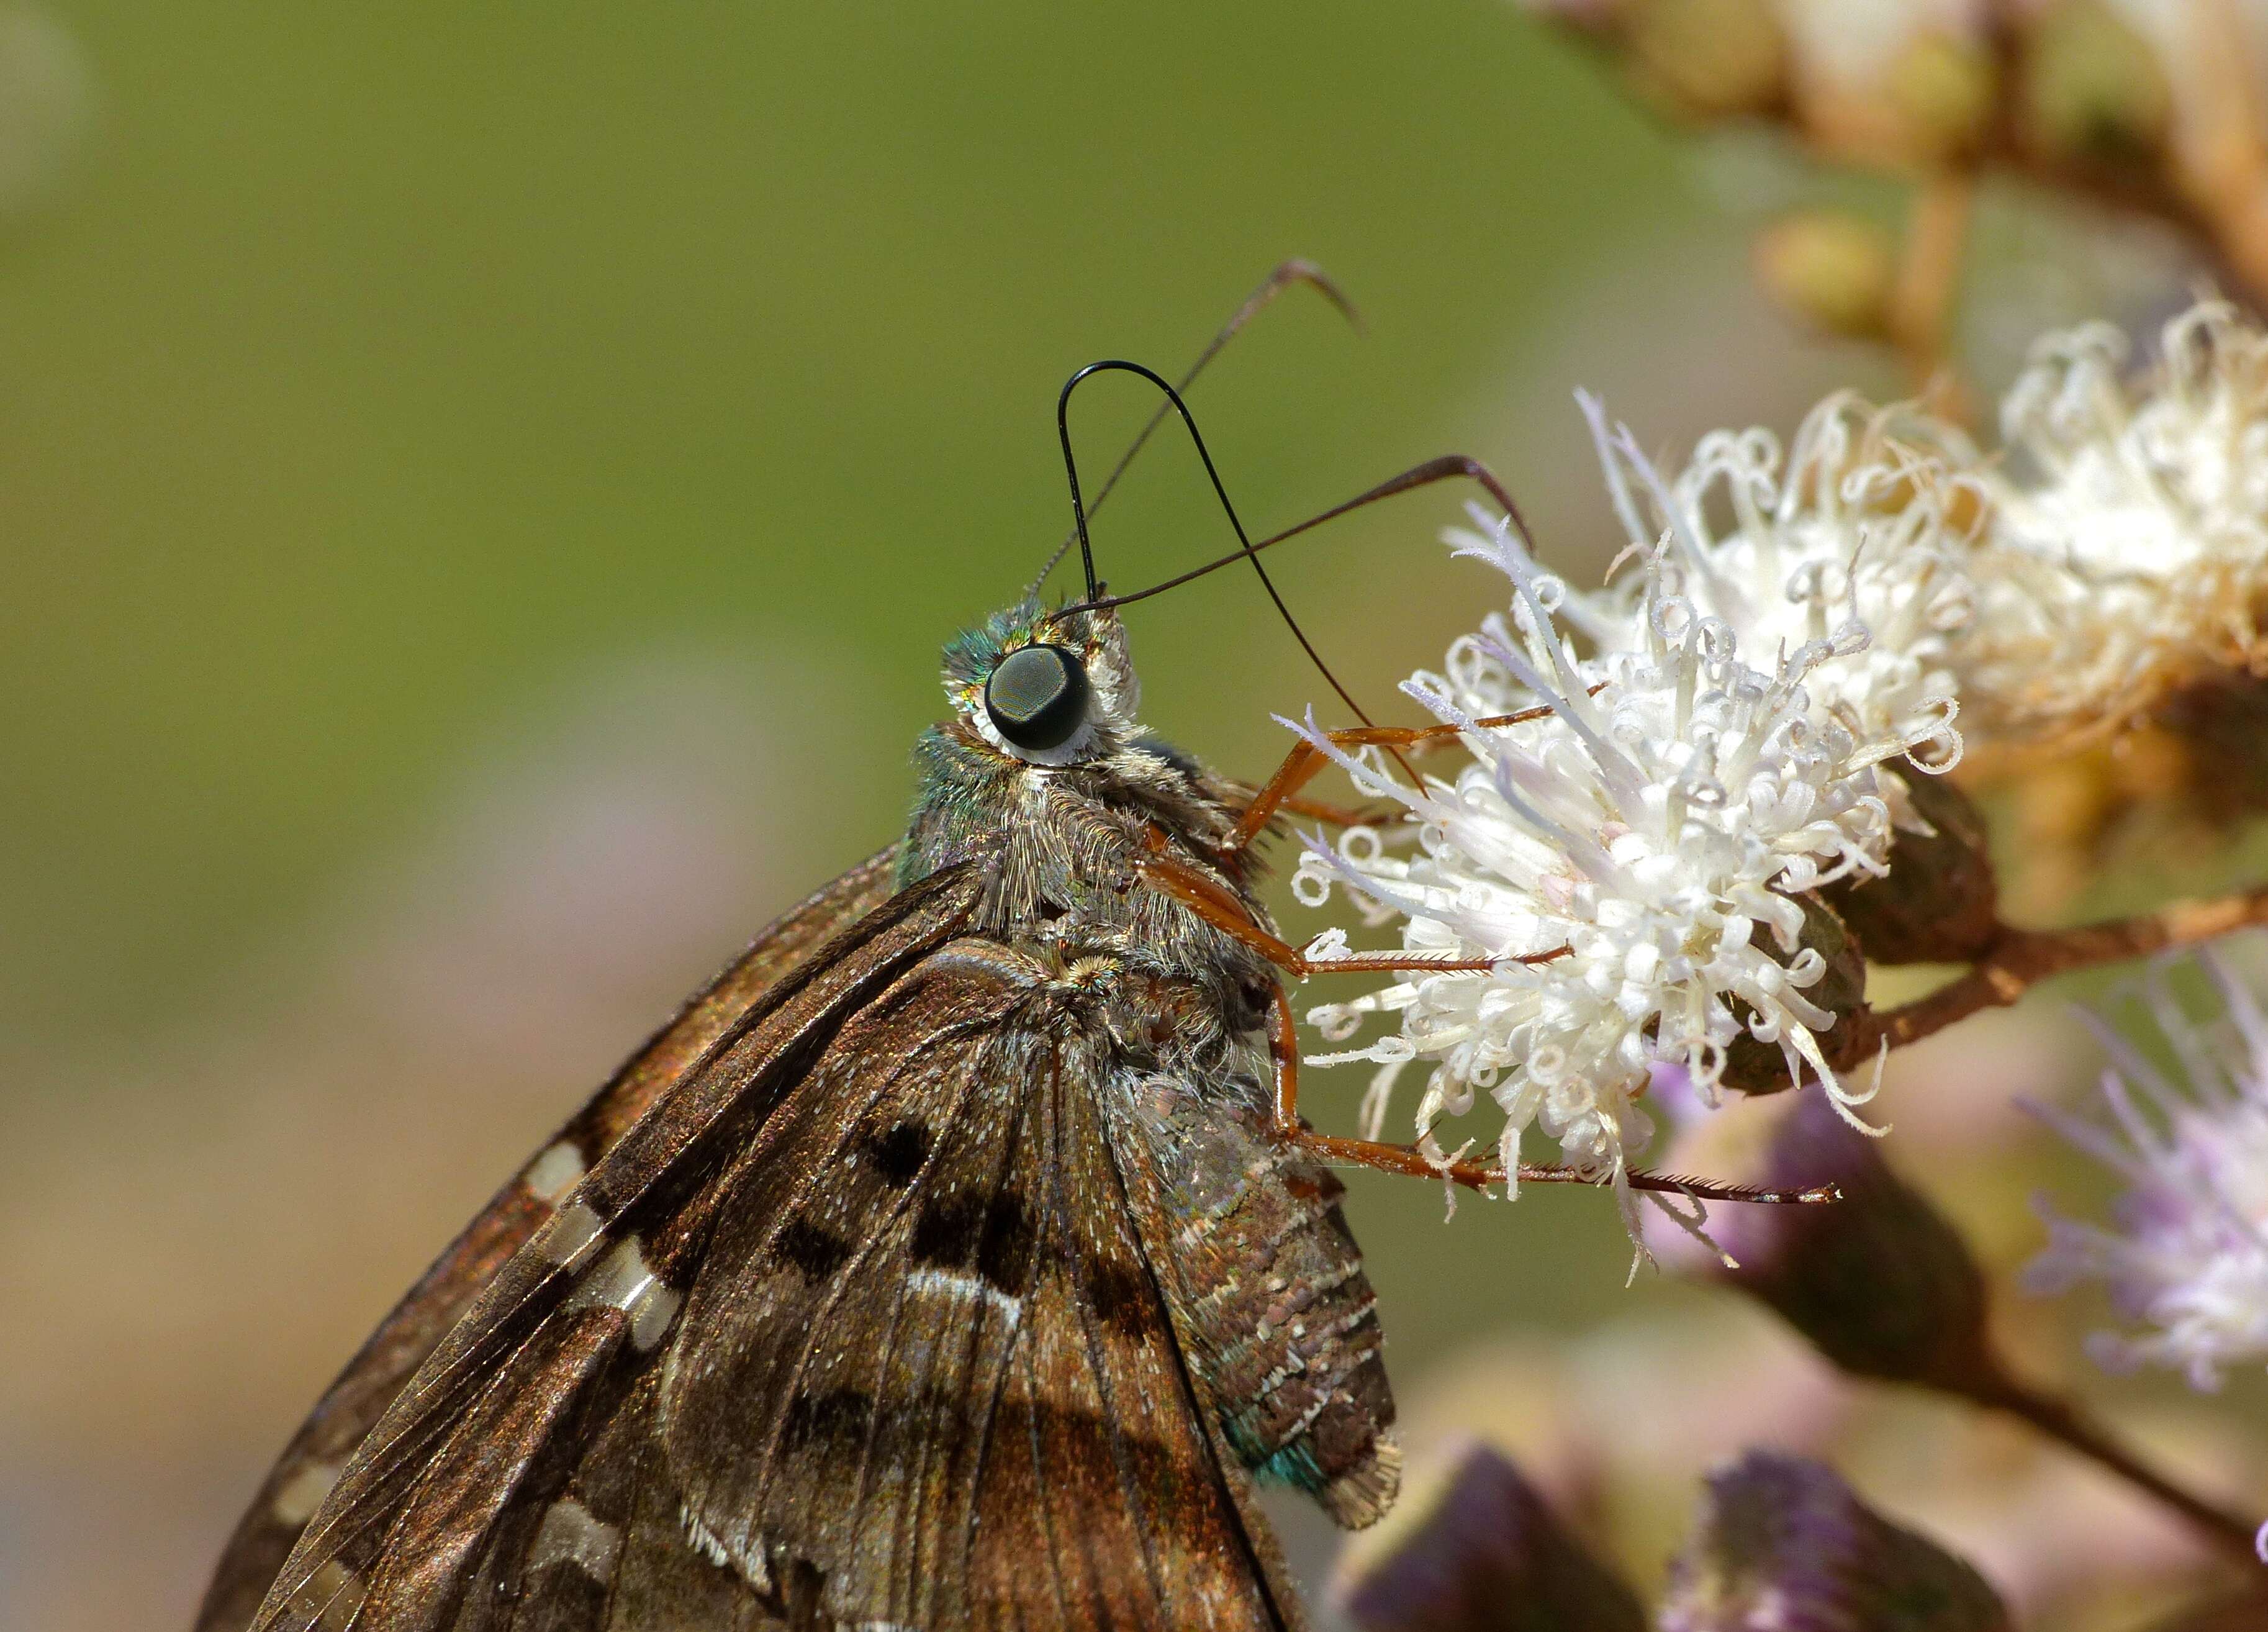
left=1119, top=1063, right=1401, bottom=1532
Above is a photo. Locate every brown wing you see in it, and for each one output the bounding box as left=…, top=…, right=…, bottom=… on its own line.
left=193, top=846, right=916, bottom=1632
left=664, top=938, right=1303, bottom=1631
left=246, top=923, right=1302, bottom=1631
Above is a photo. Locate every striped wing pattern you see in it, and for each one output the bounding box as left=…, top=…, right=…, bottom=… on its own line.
left=195, top=850, right=903, bottom=1632
left=237, top=882, right=1298, bottom=1631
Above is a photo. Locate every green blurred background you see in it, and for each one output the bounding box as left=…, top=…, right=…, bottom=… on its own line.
left=12, top=6, right=2229, bottom=1630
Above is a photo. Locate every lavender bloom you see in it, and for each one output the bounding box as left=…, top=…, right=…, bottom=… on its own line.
left=1660, top=1452, right=2010, bottom=1632
left=1333, top=1439, right=1645, bottom=1632
left=2025, top=946, right=2268, bottom=1390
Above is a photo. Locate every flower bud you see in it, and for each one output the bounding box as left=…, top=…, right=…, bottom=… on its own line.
left=1622, top=0, right=1786, bottom=121
left=1820, top=770, right=2000, bottom=966
left=1755, top=212, right=1897, bottom=342
left=2018, top=0, right=2169, bottom=174
left=1700, top=1085, right=2012, bottom=1399
left=1784, top=12, right=1996, bottom=170
left=1660, top=1452, right=2011, bottom=1632
left=1884, top=30, right=1997, bottom=165
left=1334, top=1439, right=1647, bottom=1632
left=2159, top=674, right=2268, bottom=827
left=1719, top=893, right=1866, bottom=1095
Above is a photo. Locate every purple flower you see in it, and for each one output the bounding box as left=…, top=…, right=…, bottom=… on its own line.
left=2025, top=946, right=2268, bottom=1389
left=1333, top=1439, right=1645, bottom=1632
left=1660, top=1452, right=2010, bottom=1632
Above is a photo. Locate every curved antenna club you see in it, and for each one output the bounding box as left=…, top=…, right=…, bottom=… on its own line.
left=1028, top=259, right=1362, bottom=597
left=1055, top=360, right=1387, bottom=736
left=1097, top=453, right=1539, bottom=611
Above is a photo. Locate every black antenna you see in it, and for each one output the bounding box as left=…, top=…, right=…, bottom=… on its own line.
left=1093, top=453, right=1538, bottom=612
left=1028, top=259, right=1360, bottom=597
left=1054, top=359, right=1384, bottom=733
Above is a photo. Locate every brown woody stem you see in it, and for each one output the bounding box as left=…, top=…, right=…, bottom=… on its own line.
left=1828, top=884, right=2268, bottom=1560
left=1967, top=1369, right=2265, bottom=1566
left=2174, top=0, right=2268, bottom=310
left=1833, top=882, right=2268, bottom=1068
left=1888, top=171, right=1976, bottom=420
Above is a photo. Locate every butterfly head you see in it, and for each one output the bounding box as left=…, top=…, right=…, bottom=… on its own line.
left=910, top=589, right=1258, bottom=940
left=942, top=596, right=1139, bottom=768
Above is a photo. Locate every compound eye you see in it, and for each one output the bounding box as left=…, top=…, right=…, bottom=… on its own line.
left=984, top=643, right=1091, bottom=754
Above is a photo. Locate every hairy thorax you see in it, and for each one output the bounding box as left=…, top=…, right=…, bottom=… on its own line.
left=901, top=719, right=1278, bottom=984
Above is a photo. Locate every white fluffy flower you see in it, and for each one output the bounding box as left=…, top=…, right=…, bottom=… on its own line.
left=1289, top=515, right=1910, bottom=1210
left=2024, top=946, right=2268, bottom=1390
left=1960, top=299, right=2268, bottom=745
left=1542, top=391, right=1972, bottom=812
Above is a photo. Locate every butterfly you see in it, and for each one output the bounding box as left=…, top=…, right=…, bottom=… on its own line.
left=195, top=270, right=1800, bottom=1632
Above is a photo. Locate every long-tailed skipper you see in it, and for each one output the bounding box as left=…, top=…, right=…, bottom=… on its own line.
left=197, top=267, right=1811, bottom=1632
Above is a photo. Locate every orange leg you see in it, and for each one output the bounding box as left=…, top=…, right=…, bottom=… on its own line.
left=1264, top=985, right=1838, bottom=1205
left=1230, top=716, right=1494, bottom=853
left=1228, top=699, right=1588, bottom=853
left=1266, top=790, right=1392, bottom=830
left=1207, top=780, right=1392, bottom=835
left=1138, top=846, right=1551, bottom=979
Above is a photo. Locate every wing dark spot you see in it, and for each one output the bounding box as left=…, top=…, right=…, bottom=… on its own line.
left=1086, top=1256, right=1164, bottom=1340
left=913, top=1189, right=1034, bottom=1298
left=857, top=1119, right=932, bottom=1187
left=911, top=1193, right=984, bottom=1270
left=770, top=1218, right=854, bottom=1281
left=782, top=1385, right=875, bottom=1451
left=975, top=1191, right=1035, bottom=1297
left=782, top=1557, right=829, bottom=1621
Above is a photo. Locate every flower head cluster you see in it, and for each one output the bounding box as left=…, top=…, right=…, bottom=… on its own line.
left=2023, top=946, right=2268, bottom=1390
left=1291, top=512, right=1916, bottom=1209
left=1291, top=297, right=2268, bottom=1225
left=1562, top=390, right=1974, bottom=812
left=1958, top=301, right=2268, bottom=745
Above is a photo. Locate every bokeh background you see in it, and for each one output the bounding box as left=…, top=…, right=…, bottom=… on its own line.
left=5, top=6, right=2262, bottom=1630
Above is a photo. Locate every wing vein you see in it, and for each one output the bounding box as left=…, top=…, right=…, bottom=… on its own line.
left=742, top=1007, right=1006, bottom=1532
